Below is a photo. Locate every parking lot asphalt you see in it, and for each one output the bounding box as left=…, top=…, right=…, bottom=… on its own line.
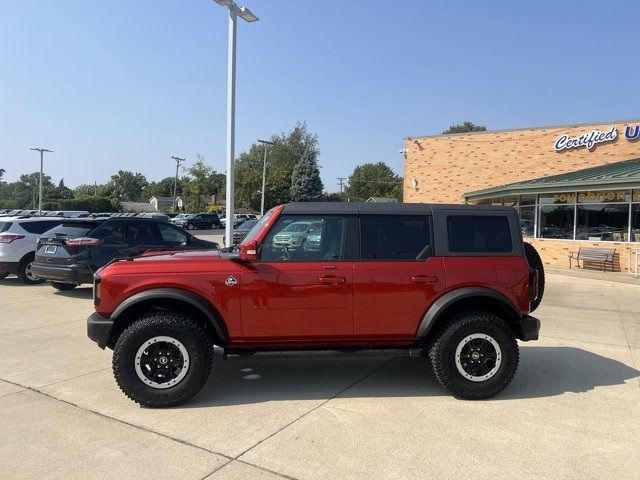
left=1, top=260, right=639, bottom=479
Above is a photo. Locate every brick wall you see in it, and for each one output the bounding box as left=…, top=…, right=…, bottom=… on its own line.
left=525, top=238, right=639, bottom=273
left=403, top=120, right=640, bottom=203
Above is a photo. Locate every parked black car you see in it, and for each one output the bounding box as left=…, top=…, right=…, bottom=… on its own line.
left=31, top=217, right=218, bottom=290
left=175, top=213, right=221, bottom=230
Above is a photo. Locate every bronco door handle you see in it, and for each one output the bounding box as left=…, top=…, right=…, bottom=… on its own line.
left=317, top=276, right=346, bottom=284
left=410, top=275, right=438, bottom=284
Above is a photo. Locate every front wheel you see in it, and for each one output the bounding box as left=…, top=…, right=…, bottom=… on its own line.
left=187, top=223, right=194, bottom=230
left=50, top=281, right=77, bottom=291
left=112, top=311, right=214, bottom=407
left=428, top=311, right=519, bottom=400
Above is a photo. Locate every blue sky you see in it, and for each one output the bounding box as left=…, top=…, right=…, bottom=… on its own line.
left=1, top=0, right=638, bottom=192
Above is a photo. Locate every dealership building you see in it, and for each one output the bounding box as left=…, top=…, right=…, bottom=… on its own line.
left=403, top=119, right=640, bottom=268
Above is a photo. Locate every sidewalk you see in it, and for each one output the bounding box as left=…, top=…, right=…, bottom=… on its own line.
left=546, top=265, right=640, bottom=285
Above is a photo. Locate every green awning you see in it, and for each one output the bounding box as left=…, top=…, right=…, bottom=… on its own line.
left=465, top=157, right=640, bottom=201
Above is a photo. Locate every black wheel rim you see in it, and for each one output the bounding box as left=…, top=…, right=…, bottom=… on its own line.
left=135, top=336, right=190, bottom=389
left=455, top=334, right=502, bottom=382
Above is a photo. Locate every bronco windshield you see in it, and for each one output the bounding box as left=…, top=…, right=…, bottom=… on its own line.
left=241, top=209, right=274, bottom=245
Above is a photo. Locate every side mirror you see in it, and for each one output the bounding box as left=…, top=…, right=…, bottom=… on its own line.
left=239, top=240, right=258, bottom=262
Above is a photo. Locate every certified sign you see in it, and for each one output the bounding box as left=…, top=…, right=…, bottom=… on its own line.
left=554, top=126, right=617, bottom=152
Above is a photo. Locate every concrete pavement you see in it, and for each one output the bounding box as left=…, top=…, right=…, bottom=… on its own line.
left=0, top=272, right=638, bottom=479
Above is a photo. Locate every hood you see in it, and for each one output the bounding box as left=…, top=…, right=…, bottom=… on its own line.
left=97, top=249, right=235, bottom=276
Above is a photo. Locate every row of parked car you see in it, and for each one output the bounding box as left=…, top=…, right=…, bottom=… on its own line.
left=0, top=214, right=219, bottom=289
left=170, top=213, right=257, bottom=230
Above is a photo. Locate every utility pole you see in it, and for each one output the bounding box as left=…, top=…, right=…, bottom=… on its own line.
left=94, top=181, right=97, bottom=196
left=257, top=139, right=274, bottom=216
left=171, top=156, right=186, bottom=212
left=337, top=177, right=346, bottom=195
left=30, top=148, right=53, bottom=215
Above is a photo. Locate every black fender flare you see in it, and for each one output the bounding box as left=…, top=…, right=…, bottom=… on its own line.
left=111, top=288, right=228, bottom=343
left=416, top=287, right=521, bottom=337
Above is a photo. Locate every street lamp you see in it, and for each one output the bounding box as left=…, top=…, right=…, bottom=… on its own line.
left=257, top=139, right=274, bottom=216
left=213, top=0, right=259, bottom=247
left=30, top=148, right=53, bottom=215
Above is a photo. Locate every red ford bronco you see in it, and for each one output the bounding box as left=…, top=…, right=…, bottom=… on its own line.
left=87, top=203, right=543, bottom=407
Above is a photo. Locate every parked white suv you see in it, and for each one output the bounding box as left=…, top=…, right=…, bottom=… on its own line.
left=0, top=217, right=64, bottom=284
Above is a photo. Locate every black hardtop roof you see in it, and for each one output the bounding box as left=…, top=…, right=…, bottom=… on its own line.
left=281, top=202, right=516, bottom=215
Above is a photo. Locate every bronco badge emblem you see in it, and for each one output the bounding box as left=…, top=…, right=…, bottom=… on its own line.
left=225, top=276, right=238, bottom=286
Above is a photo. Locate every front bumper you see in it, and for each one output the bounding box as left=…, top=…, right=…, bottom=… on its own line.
left=87, top=312, right=114, bottom=349
left=519, top=315, right=540, bottom=341
left=30, top=262, right=93, bottom=285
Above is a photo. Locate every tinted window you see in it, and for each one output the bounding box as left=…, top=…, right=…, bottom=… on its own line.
left=448, top=215, right=513, bottom=253
left=158, top=224, right=188, bottom=244
left=90, top=222, right=127, bottom=242
left=0, top=221, right=13, bottom=233
left=360, top=215, right=431, bottom=260
left=44, top=223, right=96, bottom=238
left=261, top=215, right=345, bottom=262
left=20, top=220, right=62, bottom=234
left=127, top=222, right=162, bottom=244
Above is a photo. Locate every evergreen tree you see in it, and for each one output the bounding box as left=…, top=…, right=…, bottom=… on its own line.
left=290, top=149, right=323, bottom=202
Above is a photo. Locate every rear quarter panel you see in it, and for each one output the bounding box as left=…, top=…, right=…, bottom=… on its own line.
left=443, top=256, right=530, bottom=314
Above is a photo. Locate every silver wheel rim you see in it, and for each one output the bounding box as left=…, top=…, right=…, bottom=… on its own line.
left=455, top=333, right=502, bottom=382
left=25, top=262, right=37, bottom=281
left=134, top=336, right=190, bottom=389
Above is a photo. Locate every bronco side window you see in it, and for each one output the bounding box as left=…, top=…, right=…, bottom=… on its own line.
left=360, top=215, right=431, bottom=260
left=260, top=215, right=346, bottom=262
left=447, top=215, right=513, bottom=253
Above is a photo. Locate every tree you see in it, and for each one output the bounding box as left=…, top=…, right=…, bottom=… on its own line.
left=322, top=192, right=344, bottom=202
left=141, top=176, right=187, bottom=201
left=442, top=121, right=487, bottom=134
left=343, top=162, right=403, bottom=202
left=290, top=149, right=323, bottom=201
left=0, top=168, right=4, bottom=183
left=235, top=122, right=320, bottom=211
left=110, top=170, right=148, bottom=201
left=183, top=155, right=225, bottom=213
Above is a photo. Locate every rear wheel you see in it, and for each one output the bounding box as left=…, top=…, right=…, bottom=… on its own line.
left=50, top=281, right=77, bottom=291
left=187, top=223, right=194, bottom=230
left=428, top=311, right=519, bottom=400
left=17, top=255, right=45, bottom=285
left=112, top=311, right=214, bottom=407
left=524, top=242, right=545, bottom=312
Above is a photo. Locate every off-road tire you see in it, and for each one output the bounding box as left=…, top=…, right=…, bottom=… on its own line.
left=428, top=311, right=519, bottom=400
left=113, top=311, right=214, bottom=408
left=524, top=242, right=545, bottom=312
left=50, top=282, right=77, bottom=291
left=17, top=254, right=45, bottom=285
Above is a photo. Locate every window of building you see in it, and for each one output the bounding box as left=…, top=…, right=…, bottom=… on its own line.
left=576, top=204, right=629, bottom=242
left=538, top=205, right=574, bottom=239
left=632, top=205, right=640, bottom=243
left=519, top=207, right=535, bottom=237
left=360, top=215, right=431, bottom=260
left=447, top=215, right=513, bottom=253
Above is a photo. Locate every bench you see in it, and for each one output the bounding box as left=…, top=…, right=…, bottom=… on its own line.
left=568, top=247, right=615, bottom=271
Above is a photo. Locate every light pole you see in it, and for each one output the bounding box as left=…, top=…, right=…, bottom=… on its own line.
left=213, top=0, right=259, bottom=247
left=30, top=148, right=53, bottom=215
left=257, top=139, right=274, bottom=216
left=171, top=156, right=186, bottom=212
